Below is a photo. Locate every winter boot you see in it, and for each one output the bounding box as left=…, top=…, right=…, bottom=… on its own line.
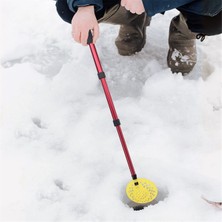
left=115, top=11, right=150, bottom=56
left=167, top=13, right=197, bottom=75
left=99, top=6, right=151, bottom=56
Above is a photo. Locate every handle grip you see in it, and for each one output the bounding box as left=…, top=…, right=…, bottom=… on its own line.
left=87, top=30, right=93, bottom=44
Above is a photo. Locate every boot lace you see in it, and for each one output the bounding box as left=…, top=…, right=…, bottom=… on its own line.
left=196, top=34, right=205, bottom=42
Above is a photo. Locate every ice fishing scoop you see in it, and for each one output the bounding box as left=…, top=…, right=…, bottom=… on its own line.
left=87, top=31, right=158, bottom=209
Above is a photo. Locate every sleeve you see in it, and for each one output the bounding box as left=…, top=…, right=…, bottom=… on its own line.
left=141, top=0, right=194, bottom=16
left=67, top=0, right=103, bottom=12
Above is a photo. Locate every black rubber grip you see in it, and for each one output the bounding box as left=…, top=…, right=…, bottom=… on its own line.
left=87, top=30, right=93, bottom=44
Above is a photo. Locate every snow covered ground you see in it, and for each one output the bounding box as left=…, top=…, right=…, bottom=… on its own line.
left=0, top=0, right=221, bottom=221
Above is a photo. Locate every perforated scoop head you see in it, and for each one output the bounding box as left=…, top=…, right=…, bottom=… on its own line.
left=126, top=178, right=158, bottom=204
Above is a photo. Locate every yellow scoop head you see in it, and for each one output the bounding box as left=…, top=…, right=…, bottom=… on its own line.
left=126, top=178, right=158, bottom=204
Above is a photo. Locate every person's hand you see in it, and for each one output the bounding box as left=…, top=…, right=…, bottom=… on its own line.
left=71, top=6, right=99, bottom=45
left=121, top=0, right=145, bottom=14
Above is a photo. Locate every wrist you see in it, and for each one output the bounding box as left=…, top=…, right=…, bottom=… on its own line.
left=77, top=5, right=94, bottom=12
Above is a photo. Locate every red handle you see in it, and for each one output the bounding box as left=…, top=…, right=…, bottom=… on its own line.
left=88, top=31, right=137, bottom=180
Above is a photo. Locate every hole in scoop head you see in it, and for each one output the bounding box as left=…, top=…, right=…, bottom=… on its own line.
left=133, top=206, right=144, bottom=211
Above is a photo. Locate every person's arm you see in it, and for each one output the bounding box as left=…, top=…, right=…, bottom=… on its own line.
left=141, top=0, right=194, bottom=16
left=67, top=0, right=103, bottom=12
left=71, top=5, right=99, bottom=46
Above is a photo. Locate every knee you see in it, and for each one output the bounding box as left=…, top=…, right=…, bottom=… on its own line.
left=181, top=10, right=222, bottom=36
left=56, top=0, right=75, bottom=24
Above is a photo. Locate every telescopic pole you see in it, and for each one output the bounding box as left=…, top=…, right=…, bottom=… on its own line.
left=87, top=31, right=137, bottom=181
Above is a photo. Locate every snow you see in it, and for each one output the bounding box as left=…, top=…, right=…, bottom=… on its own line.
left=0, top=0, right=222, bottom=221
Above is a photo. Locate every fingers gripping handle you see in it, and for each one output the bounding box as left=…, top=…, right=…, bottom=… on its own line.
left=87, top=30, right=93, bottom=44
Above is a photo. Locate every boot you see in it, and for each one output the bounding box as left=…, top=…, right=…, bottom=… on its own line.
left=115, top=11, right=150, bottom=56
left=167, top=13, right=197, bottom=75
left=99, top=6, right=151, bottom=56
